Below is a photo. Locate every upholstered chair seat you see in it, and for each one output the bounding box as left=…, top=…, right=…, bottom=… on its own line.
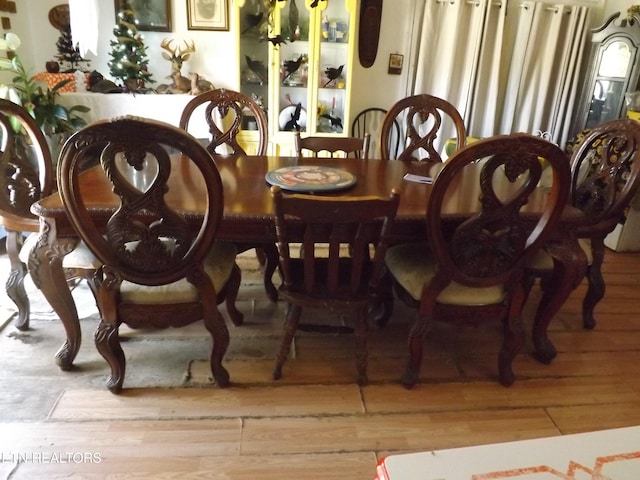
left=385, top=243, right=506, bottom=306
left=119, top=241, right=237, bottom=304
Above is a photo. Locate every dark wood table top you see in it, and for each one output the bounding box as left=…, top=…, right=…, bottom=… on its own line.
left=34, top=155, right=571, bottom=243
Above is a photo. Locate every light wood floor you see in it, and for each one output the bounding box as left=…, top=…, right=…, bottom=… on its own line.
left=1, top=248, right=640, bottom=479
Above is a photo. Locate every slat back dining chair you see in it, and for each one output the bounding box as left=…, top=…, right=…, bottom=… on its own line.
left=57, top=116, right=243, bottom=393
left=294, top=131, right=371, bottom=158
left=179, top=87, right=268, bottom=156
left=525, top=119, right=640, bottom=332
left=381, top=94, right=466, bottom=163
left=351, top=107, right=400, bottom=159
left=270, top=185, right=400, bottom=385
left=384, top=134, right=571, bottom=387
left=0, top=99, right=99, bottom=330
left=179, top=87, right=278, bottom=302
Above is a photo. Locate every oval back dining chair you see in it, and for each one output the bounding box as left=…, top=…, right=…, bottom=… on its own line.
left=58, top=116, right=242, bottom=393
left=294, top=131, right=371, bottom=158
left=525, top=119, right=640, bottom=337
left=384, top=133, right=571, bottom=387
left=0, top=99, right=99, bottom=331
left=380, top=94, right=466, bottom=163
left=179, top=87, right=268, bottom=156
left=179, top=87, right=278, bottom=302
left=351, top=107, right=400, bottom=159
left=270, top=185, right=400, bottom=385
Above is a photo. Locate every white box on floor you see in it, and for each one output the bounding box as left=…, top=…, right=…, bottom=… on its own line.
left=605, top=193, right=640, bottom=252
left=375, top=426, right=640, bottom=479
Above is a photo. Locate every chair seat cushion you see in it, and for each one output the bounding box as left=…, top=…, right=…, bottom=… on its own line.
left=525, top=238, right=593, bottom=270
left=385, top=243, right=506, bottom=306
left=120, top=241, right=237, bottom=304
left=19, top=232, right=102, bottom=269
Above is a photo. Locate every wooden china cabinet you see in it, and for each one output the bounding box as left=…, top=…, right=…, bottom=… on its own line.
left=235, top=0, right=357, bottom=155
left=572, top=11, right=640, bottom=136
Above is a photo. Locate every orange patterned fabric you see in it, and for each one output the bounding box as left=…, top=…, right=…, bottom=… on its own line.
left=33, top=73, right=76, bottom=92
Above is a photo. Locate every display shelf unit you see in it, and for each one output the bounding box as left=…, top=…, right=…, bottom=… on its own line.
left=235, top=0, right=357, bottom=155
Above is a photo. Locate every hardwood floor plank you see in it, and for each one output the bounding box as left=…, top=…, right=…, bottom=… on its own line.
left=4, top=453, right=377, bottom=480
left=0, top=420, right=241, bottom=456
left=362, top=376, right=640, bottom=413
left=240, top=408, right=559, bottom=455
left=50, top=385, right=365, bottom=420
left=547, top=402, right=640, bottom=434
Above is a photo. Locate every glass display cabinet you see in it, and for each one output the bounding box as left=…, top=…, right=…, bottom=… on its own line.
left=236, top=0, right=357, bottom=155
left=573, top=11, right=640, bottom=135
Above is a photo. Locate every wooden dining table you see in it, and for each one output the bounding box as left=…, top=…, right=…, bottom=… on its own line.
left=29, top=155, right=587, bottom=372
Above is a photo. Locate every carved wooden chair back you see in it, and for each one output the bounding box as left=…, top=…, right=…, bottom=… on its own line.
left=525, top=119, right=640, bottom=331
left=58, top=116, right=242, bottom=393
left=0, top=99, right=99, bottom=330
left=179, top=88, right=268, bottom=156
left=270, top=185, right=400, bottom=385
left=180, top=88, right=277, bottom=300
left=380, top=94, right=466, bottom=163
left=351, top=107, right=400, bottom=159
left=294, top=131, right=371, bottom=158
left=385, top=134, right=570, bottom=388
left=569, top=119, right=640, bottom=231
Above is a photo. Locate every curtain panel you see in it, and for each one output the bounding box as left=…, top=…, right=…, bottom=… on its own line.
left=412, top=0, right=591, bottom=149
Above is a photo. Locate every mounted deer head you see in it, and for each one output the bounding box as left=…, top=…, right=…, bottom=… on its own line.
left=160, top=38, right=196, bottom=75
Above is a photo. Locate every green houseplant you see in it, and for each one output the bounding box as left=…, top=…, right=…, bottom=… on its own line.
left=0, top=33, right=89, bottom=136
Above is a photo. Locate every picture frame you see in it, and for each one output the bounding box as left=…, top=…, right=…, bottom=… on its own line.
left=187, top=0, right=229, bottom=31
left=388, top=53, right=404, bottom=75
left=114, top=0, right=171, bottom=32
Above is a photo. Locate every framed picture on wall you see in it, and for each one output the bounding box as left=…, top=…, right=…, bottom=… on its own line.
left=187, top=0, right=229, bottom=31
left=114, top=0, right=172, bottom=32
left=388, top=54, right=404, bottom=75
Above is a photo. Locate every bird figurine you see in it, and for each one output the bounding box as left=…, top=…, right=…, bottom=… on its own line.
left=262, top=34, right=287, bottom=48
left=283, top=55, right=304, bottom=83
left=320, top=113, right=343, bottom=131
left=288, top=0, right=299, bottom=42
left=323, top=65, right=344, bottom=87
left=245, top=55, right=267, bottom=84
left=242, top=12, right=264, bottom=34
left=284, top=103, right=303, bottom=131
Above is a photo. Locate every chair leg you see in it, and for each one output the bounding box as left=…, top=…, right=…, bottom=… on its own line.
left=261, top=244, right=280, bottom=302
left=499, top=313, right=525, bottom=387
left=203, top=306, right=231, bottom=388
left=94, top=319, right=126, bottom=394
left=354, top=308, right=368, bottom=386
left=371, top=271, right=395, bottom=328
left=402, top=312, right=428, bottom=389
left=5, top=231, right=30, bottom=330
left=583, top=239, right=606, bottom=330
left=224, top=262, right=244, bottom=326
left=273, top=303, right=301, bottom=380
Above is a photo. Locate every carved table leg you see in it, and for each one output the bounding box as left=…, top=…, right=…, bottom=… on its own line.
left=531, top=239, right=588, bottom=364
left=28, top=217, right=83, bottom=371
left=261, top=244, right=280, bottom=302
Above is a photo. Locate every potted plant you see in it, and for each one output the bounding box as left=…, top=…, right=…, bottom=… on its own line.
left=0, top=33, right=89, bottom=158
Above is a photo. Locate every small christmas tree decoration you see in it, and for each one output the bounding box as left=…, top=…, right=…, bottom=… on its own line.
left=55, top=25, right=90, bottom=72
left=108, top=0, right=154, bottom=91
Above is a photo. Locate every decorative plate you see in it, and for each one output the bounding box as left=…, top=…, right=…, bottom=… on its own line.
left=48, top=4, right=70, bottom=30
left=265, top=165, right=357, bottom=192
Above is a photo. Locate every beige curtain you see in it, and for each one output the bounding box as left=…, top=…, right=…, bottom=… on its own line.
left=412, top=0, right=591, bottom=149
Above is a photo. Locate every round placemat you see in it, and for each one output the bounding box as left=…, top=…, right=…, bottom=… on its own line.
left=265, top=165, right=357, bottom=192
